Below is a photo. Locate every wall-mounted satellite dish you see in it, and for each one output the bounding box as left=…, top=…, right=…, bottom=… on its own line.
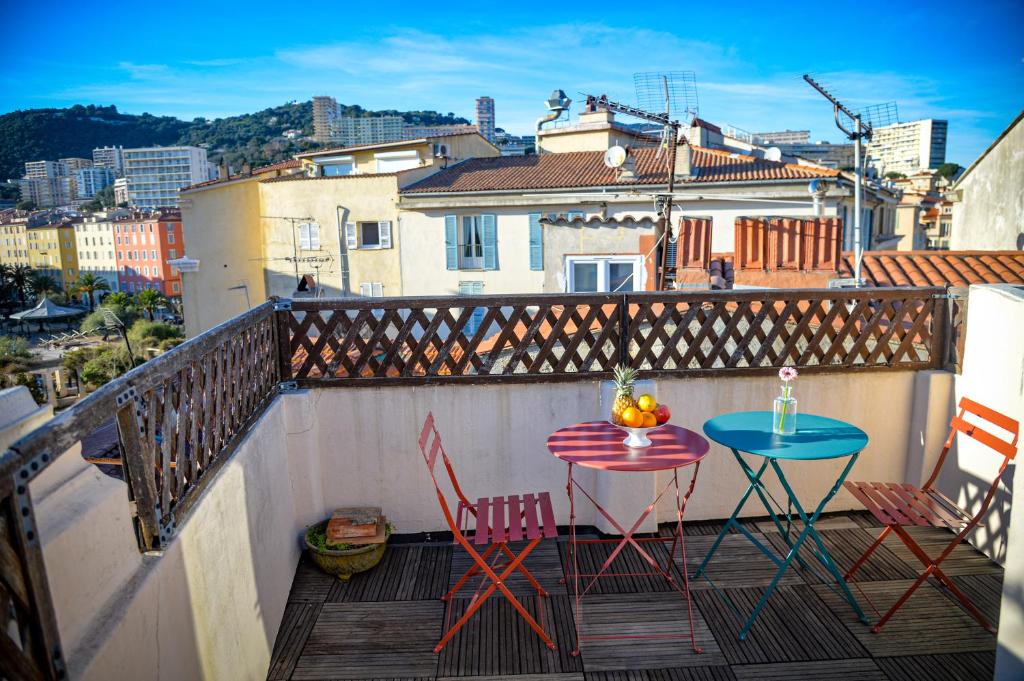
left=764, top=146, right=782, bottom=162
left=604, top=145, right=627, bottom=168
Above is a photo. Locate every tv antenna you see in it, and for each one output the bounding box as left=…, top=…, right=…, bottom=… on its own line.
left=803, top=74, right=875, bottom=285
left=581, top=89, right=686, bottom=289
left=634, top=71, right=699, bottom=127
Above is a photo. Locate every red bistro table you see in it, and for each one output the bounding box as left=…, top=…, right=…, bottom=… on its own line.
left=547, top=421, right=710, bottom=655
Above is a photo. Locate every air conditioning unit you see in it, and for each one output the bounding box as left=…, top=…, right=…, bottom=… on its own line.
left=433, top=143, right=449, bottom=158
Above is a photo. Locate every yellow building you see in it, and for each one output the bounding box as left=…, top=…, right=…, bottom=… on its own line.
left=0, top=211, right=31, bottom=267
left=26, top=218, right=80, bottom=290
left=179, top=133, right=499, bottom=336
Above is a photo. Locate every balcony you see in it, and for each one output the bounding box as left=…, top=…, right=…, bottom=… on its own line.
left=3, top=284, right=1022, bottom=681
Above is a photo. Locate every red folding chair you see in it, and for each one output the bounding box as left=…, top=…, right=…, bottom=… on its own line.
left=418, top=412, right=558, bottom=653
left=843, top=396, right=1018, bottom=634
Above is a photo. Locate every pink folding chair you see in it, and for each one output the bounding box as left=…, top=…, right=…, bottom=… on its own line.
left=418, top=412, right=558, bottom=653
left=844, top=396, right=1019, bottom=633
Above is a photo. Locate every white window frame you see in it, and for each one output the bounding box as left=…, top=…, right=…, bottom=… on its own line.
left=359, top=282, right=384, bottom=297
left=460, top=216, right=485, bottom=269
left=565, top=255, right=645, bottom=293
left=374, top=150, right=420, bottom=173
left=298, top=222, right=321, bottom=250
left=316, top=155, right=356, bottom=177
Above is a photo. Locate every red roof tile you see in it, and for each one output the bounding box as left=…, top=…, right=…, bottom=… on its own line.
left=841, top=251, right=1024, bottom=288
left=401, top=146, right=838, bottom=194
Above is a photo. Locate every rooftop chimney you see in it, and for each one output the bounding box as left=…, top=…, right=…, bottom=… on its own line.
left=674, top=141, right=693, bottom=181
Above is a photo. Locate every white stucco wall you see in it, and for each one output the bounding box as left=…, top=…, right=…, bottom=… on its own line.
left=951, top=114, right=1024, bottom=251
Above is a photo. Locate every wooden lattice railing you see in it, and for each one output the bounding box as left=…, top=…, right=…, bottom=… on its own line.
left=280, top=287, right=947, bottom=384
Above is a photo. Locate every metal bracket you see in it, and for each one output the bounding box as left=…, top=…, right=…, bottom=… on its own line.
left=115, top=385, right=138, bottom=407
left=931, top=293, right=961, bottom=300
left=158, top=517, right=177, bottom=547
left=273, top=299, right=293, bottom=311
left=279, top=380, right=299, bottom=392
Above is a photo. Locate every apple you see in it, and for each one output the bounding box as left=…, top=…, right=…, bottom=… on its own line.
left=653, top=404, right=671, bottom=425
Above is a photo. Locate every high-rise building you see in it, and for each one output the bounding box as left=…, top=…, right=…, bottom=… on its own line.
left=93, top=146, right=125, bottom=175
left=24, top=160, right=62, bottom=179
left=18, top=176, right=76, bottom=208
left=312, top=96, right=339, bottom=143
left=122, top=146, right=210, bottom=209
left=75, top=167, right=116, bottom=199
left=752, top=130, right=811, bottom=145
left=476, top=96, right=495, bottom=143
left=58, top=158, right=92, bottom=174
left=866, top=119, right=948, bottom=176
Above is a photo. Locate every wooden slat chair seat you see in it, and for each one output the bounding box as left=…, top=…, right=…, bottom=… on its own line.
left=418, top=412, right=557, bottom=653
left=843, top=396, right=1018, bottom=635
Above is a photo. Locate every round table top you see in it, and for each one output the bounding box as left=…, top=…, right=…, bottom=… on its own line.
left=702, top=411, right=868, bottom=461
left=546, top=421, right=710, bottom=472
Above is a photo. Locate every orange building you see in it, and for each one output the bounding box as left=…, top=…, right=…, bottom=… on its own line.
left=113, top=209, right=185, bottom=299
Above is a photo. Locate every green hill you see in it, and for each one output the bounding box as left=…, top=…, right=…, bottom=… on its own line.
left=0, top=102, right=471, bottom=180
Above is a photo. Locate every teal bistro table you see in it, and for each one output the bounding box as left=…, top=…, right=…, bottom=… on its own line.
left=692, top=411, right=871, bottom=640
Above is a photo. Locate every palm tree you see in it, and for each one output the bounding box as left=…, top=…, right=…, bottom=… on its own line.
left=28, top=273, right=62, bottom=302
left=70, top=273, right=111, bottom=311
left=136, top=288, right=168, bottom=321
left=2, top=264, right=34, bottom=307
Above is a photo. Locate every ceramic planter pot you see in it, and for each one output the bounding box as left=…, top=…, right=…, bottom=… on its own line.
left=305, top=520, right=387, bottom=581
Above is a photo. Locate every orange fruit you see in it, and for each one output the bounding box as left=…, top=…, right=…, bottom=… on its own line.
left=637, top=394, right=657, bottom=412
left=641, top=412, right=657, bottom=428
left=621, top=407, right=644, bottom=428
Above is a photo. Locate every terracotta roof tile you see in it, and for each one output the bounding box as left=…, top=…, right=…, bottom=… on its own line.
left=841, top=251, right=1024, bottom=288
left=401, top=146, right=838, bottom=194
left=181, top=159, right=302, bottom=192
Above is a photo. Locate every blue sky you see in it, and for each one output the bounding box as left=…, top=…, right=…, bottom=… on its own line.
left=2, top=1, right=1021, bottom=164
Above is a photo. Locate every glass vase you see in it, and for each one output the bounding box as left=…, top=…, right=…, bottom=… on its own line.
left=772, top=386, right=797, bottom=435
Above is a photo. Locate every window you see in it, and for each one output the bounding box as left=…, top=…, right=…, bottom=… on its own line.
left=458, top=281, right=485, bottom=334
left=528, top=213, right=543, bottom=271
left=168, top=233, right=175, bottom=244
left=359, top=282, right=384, bottom=297
left=374, top=150, right=419, bottom=173
left=445, top=214, right=497, bottom=270
left=298, top=223, right=321, bottom=250
left=347, top=221, right=392, bottom=250
left=151, top=250, right=157, bottom=260
left=565, top=256, right=643, bottom=293
left=169, top=249, right=177, bottom=259
left=322, top=162, right=355, bottom=176
left=172, top=282, right=180, bottom=293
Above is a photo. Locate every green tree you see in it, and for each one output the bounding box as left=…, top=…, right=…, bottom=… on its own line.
left=11, top=372, right=45, bottom=405
left=1, top=264, right=33, bottom=306
left=70, top=272, right=111, bottom=310
left=80, top=302, right=139, bottom=338
left=81, top=184, right=116, bottom=212
left=80, top=346, right=136, bottom=387
left=0, top=335, right=31, bottom=362
left=935, top=163, right=961, bottom=180
left=62, top=346, right=103, bottom=394
left=15, top=200, right=36, bottom=210
left=135, top=288, right=168, bottom=320
left=102, top=291, right=132, bottom=307
left=28, top=272, right=61, bottom=301
left=885, top=171, right=906, bottom=180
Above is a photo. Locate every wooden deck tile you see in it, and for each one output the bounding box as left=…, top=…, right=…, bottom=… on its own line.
left=287, top=553, right=336, bottom=603
left=812, top=580, right=997, bottom=657
left=868, top=525, right=1003, bottom=577
left=436, top=594, right=581, bottom=677
left=692, top=584, right=866, bottom=665
left=946, top=573, right=1003, bottom=625
left=683, top=534, right=806, bottom=591
left=873, top=651, right=995, bottom=680
left=730, top=658, right=885, bottom=680
left=585, top=669, right=736, bottom=681
left=267, top=600, right=320, bottom=680
left=449, top=540, right=564, bottom=597
left=575, top=592, right=725, bottom=671
left=442, top=675, right=583, bottom=681
left=330, top=545, right=452, bottom=602
left=762, top=527, right=918, bottom=584
left=292, top=600, right=442, bottom=680
left=558, top=538, right=686, bottom=595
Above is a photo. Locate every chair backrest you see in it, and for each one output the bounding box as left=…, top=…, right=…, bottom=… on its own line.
left=924, top=396, right=1019, bottom=491
left=417, top=412, right=473, bottom=511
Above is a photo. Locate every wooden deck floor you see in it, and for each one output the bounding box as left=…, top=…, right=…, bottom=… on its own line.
left=268, top=512, right=1001, bottom=681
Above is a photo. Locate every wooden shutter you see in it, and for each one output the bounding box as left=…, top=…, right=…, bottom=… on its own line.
left=344, top=222, right=357, bottom=250
left=308, top=223, right=321, bottom=250
left=458, top=281, right=485, bottom=333
left=359, top=283, right=372, bottom=296
left=378, top=220, right=392, bottom=248
left=528, top=213, right=543, bottom=271
left=298, top=223, right=311, bottom=250
left=481, top=214, right=497, bottom=270
left=444, top=215, right=458, bottom=270
left=371, top=282, right=383, bottom=297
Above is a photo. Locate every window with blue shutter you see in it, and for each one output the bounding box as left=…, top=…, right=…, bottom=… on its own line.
left=444, top=215, right=458, bottom=270
left=458, top=281, right=485, bottom=334
left=481, top=214, right=497, bottom=270
left=528, top=213, right=543, bottom=271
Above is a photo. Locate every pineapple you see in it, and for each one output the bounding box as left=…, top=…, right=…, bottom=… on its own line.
left=610, top=364, right=639, bottom=425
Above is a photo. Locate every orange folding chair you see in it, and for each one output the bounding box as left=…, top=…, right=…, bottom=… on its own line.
left=843, top=396, right=1019, bottom=634
left=418, top=412, right=558, bottom=653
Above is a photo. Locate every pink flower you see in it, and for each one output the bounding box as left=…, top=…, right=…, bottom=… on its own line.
left=778, top=367, right=799, bottom=382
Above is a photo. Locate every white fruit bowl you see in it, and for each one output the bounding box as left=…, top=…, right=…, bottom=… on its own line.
left=608, top=420, right=666, bottom=448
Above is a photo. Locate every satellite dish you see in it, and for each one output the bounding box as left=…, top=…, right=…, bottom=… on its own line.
left=604, top=145, right=627, bottom=168
left=764, top=147, right=782, bottom=162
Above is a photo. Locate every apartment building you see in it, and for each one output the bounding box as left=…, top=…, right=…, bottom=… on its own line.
left=396, top=140, right=896, bottom=297
left=74, top=210, right=128, bottom=299
left=0, top=210, right=30, bottom=267
left=122, top=146, right=210, bottom=209
left=26, top=218, right=80, bottom=289
left=866, top=119, right=948, bottom=176
left=752, top=130, right=811, bottom=145
left=92, top=146, right=125, bottom=175
left=59, top=158, right=92, bottom=174
left=112, top=210, right=185, bottom=298
left=24, top=160, right=62, bottom=179
left=18, top=176, right=76, bottom=208
left=476, top=96, right=495, bottom=143
left=312, top=96, right=339, bottom=143
left=178, top=133, right=499, bottom=336
left=74, top=167, right=116, bottom=199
